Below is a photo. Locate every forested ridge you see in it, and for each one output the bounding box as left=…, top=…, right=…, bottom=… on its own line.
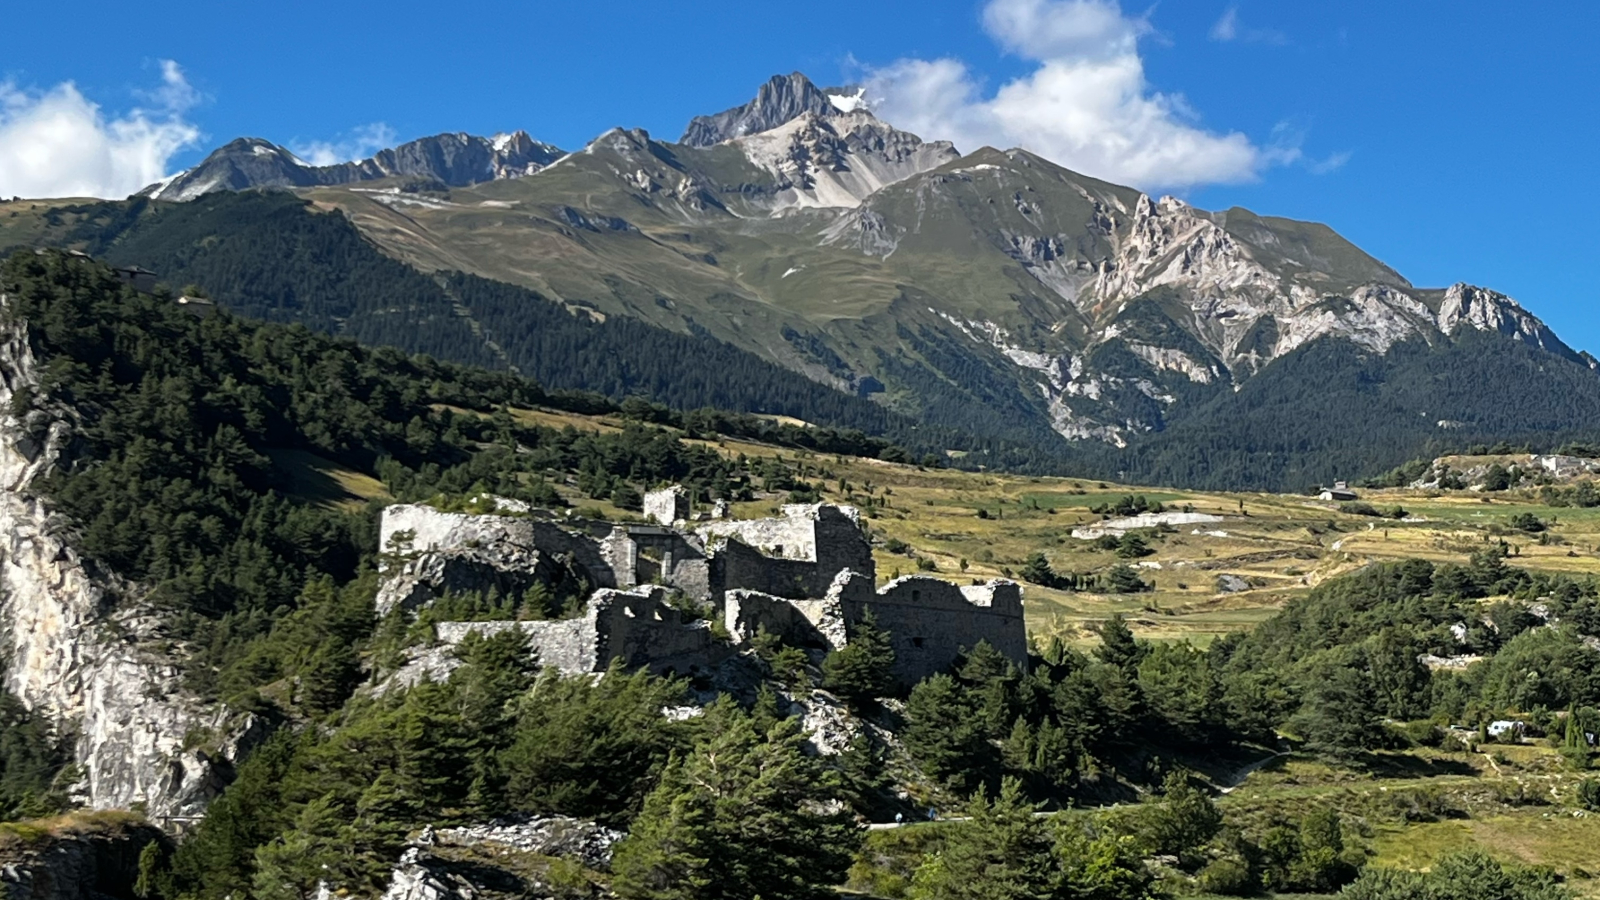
left=1079, top=332, right=1600, bottom=493
left=0, top=250, right=893, bottom=701
left=12, top=192, right=1072, bottom=472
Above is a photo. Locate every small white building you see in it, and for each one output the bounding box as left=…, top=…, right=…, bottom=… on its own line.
left=1318, top=480, right=1359, bottom=502
left=1487, top=720, right=1525, bottom=740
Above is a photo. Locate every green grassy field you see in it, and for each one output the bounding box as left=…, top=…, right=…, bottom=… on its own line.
left=265, top=448, right=390, bottom=511
left=1219, top=743, right=1600, bottom=895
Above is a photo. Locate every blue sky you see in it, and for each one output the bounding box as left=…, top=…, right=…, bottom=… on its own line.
left=3, top=0, right=1598, bottom=350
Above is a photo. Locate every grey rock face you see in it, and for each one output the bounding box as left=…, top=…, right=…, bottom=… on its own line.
left=0, top=307, right=245, bottom=818
left=1216, top=574, right=1252, bottom=594
left=681, top=72, right=855, bottom=146
left=143, top=131, right=564, bottom=201
left=1435, top=282, right=1579, bottom=360
left=429, top=815, right=624, bottom=870
left=0, top=818, right=163, bottom=900
left=732, top=112, right=958, bottom=211
left=375, top=543, right=590, bottom=619
left=378, top=816, right=622, bottom=900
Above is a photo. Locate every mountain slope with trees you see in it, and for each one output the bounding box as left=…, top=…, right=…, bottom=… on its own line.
left=5, top=253, right=1600, bottom=897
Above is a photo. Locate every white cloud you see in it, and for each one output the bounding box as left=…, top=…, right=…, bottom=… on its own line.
left=1210, top=6, right=1240, bottom=41
left=864, top=0, right=1273, bottom=190
left=0, top=61, right=202, bottom=200
left=1260, top=119, right=1351, bottom=176
left=1209, top=5, right=1287, bottom=44
left=290, top=122, right=397, bottom=167
left=1308, top=151, right=1351, bottom=175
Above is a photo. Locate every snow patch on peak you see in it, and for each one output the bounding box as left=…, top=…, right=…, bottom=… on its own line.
left=827, top=88, right=868, bottom=113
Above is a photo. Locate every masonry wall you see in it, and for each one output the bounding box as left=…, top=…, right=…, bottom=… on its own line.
left=713, top=540, right=820, bottom=599
left=435, top=618, right=595, bottom=673
left=377, top=501, right=1025, bottom=690
left=701, top=505, right=873, bottom=599
left=846, top=576, right=1027, bottom=685
left=380, top=505, right=621, bottom=590
left=698, top=504, right=827, bottom=561
left=643, top=487, right=690, bottom=526
left=723, top=588, right=847, bottom=651
left=430, top=586, right=729, bottom=677
left=627, top=528, right=713, bottom=600
left=592, top=588, right=729, bottom=676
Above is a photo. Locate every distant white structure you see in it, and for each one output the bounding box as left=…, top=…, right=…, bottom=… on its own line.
left=1487, top=720, right=1525, bottom=740
left=1071, top=511, right=1222, bottom=540
left=1318, top=481, right=1358, bottom=502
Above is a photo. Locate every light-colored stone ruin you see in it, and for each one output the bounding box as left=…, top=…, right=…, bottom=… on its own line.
left=379, top=493, right=1027, bottom=688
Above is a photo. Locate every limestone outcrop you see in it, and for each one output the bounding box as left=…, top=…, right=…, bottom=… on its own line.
left=0, top=309, right=245, bottom=818
left=379, top=815, right=621, bottom=900
left=0, top=815, right=164, bottom=900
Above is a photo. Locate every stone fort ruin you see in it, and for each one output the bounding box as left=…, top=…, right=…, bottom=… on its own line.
left=378, top=490, right=1027, bottom=687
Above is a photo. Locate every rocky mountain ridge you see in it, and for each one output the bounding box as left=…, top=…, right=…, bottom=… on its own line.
left=88, top=72, right=1600, bottom=487
left=680, top=71, right=864, bottom=147
left=143, top=131, right=563, bottom=202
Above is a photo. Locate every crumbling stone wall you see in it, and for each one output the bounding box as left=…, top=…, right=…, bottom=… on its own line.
left=377, top=498, right=1026, bottom=691
left=700, top=504, right=872, bottom=598
left=404, top=586, right=730, bottom=681
left=723, top=588, right=848, bottom=651
left=377, top=505, right=622, bottom=616
left=643, top=486, right=690, bottom=525
left=846, top=576, right=1027, bottom=685
left=625, top=526, right=713, bottom=600
left=723, top=568, right=1027, bottom=685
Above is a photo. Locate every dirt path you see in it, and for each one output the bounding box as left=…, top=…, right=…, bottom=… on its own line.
left=1217, top=752, right=1289, bottom=793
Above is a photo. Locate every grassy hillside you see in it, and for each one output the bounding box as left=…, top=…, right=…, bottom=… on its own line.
left=454, top=403, right=1600, bottom=654
left=0, top=192, right=1077, bottom=470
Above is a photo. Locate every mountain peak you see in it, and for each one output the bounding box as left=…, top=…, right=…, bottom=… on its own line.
left=1437, top=282, right=1576, bottom=360
left=142, top=131, right=564, bottom=202
left=680, top=72, right=862, bottom=147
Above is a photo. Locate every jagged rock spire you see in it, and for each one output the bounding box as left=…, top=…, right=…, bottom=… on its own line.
left=680, top=72, right=856, bottom=147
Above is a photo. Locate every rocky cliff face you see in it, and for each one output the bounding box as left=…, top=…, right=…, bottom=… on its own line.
left=143, top=131, right=564, bottom=201
left=680, top=71, right=858, bottom=147
left=0, top=306, right=246, bottom=819
left=0, top=814, right=163, bottom=900
left=379, top=816, right=622, bottom=900
left=1435, top=282, right=1580, bottom=361
left=734, top=111, right=958, bottom=211
left=842, top=153, right=1589, bottom=445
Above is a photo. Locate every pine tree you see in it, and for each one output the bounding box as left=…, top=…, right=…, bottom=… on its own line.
left=610, top=757, right=714, bottom=900
left=904, top=674, right=990, bottom=791
left=908, top=777, right=1055, bottom=900
left=612, top=700, right=860, bottom=900
left=1093, top=614, right=1146, bottom=671
left=822, top=608, right=897, bottom=704
left=1020, top=552, right=1059, bottom=588
left=1138, top=770, right=1221, bottom=866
